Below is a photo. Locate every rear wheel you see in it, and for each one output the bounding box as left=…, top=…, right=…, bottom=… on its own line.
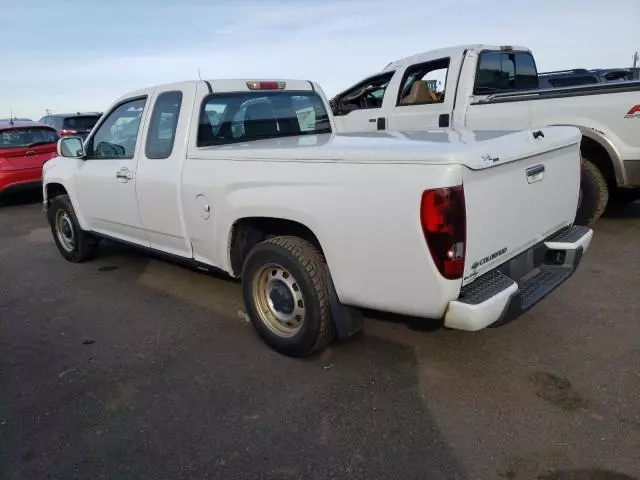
left=575, top=158, right=608, bottom=226
left=241, top=236, right=335, bottom=357
left=47, top=194, right=99, bottom=262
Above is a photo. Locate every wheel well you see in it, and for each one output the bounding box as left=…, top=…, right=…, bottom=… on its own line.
left=46, top=183, right=68, bottom=203
left=229, top=217, right=323, bottom=277
left=580, top=137, right=616, bottom=186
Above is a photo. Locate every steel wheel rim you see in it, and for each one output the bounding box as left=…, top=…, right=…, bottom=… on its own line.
left=55, top=210, right=75, bottom=252
left=252, top=263, right=305, bottom=338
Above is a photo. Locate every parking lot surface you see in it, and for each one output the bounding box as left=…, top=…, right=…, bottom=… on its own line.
left=1, top=194, right=639, bottom=480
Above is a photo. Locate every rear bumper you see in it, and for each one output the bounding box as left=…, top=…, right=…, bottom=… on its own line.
left=0, top=170, right=42, bottom=196
left=444, top=225, right=592, bottom=331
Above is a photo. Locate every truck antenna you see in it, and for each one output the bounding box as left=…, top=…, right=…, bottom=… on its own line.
left=197, top=68, right=202, bottom=80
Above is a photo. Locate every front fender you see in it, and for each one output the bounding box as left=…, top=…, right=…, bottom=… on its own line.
left=42, top=157, right=88, bottom=229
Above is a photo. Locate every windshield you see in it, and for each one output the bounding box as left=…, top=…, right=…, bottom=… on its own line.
left=63, top=116, right=101, bottom=130
left=0, top=127, right=59, bottom=149
left=197, top=91, right=331, bottom=147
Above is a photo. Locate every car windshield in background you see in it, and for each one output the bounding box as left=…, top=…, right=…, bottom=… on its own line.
left=63, top=116, right=100, bottom=130
left=0, top=128, right=58, bottom=149
left=197, top=91, right=332, bottom=147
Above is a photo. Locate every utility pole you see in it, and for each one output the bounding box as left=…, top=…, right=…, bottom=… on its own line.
left=45, top=109, right=52, bottom=116
left=633, top=52, right=639, bottom=80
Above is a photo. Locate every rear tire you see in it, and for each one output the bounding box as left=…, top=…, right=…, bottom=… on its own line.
left=575, top=158, right=608, bottom=226
left=47, top=194, right=99, bottom=263
left=241, top=236, right=335, bottom=357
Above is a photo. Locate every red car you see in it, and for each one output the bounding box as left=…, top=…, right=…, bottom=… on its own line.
left=0, top=120, right=59, bottom=196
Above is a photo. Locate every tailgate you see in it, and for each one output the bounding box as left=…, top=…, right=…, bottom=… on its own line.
left=461, top=127, right=582, bottom=285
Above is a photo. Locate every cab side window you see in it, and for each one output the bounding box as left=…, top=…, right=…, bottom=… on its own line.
left=474, top=52, right=539, bottom=94
left=334, top=72, right=394, bottom=115
left=145, top=91, right=183, bottom=159
left=397, top=58, right=449, bottom=106
left=87, top=98, right=146, bottom=159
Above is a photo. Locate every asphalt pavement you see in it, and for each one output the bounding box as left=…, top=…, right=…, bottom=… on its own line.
left=1, top=192, right=639, bottom=480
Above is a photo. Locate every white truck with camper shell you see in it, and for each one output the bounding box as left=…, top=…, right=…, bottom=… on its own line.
left=43, top=78, right=592, bottom=357
left=329, top=44, right=640, bottom=225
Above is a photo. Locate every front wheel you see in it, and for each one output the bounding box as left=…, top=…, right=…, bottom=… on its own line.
left=47, top=194, right=99, bottom=262
left=241, top=236, right=335, bottom=357
left=575, top=158, right=608, bottom=226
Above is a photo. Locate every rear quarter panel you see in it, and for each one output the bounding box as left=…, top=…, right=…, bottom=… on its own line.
left=529, top=91, right=640, bottom=185
left=181, top=156, right=463, bottom=319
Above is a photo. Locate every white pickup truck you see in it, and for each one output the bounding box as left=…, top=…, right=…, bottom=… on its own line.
left=330, top=44, right=640, bottom=225
left=42, top=78, right=592, bottom=357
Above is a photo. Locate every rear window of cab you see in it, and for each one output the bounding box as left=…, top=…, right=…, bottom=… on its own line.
left=197, top=91, right=331, bottom=147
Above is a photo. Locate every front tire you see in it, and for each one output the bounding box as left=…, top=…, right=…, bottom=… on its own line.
left=47, top=194, right=98, bottom=263
left=575, top=158, right=608, bottom=226
left=241, top=236, right=335, bottom=357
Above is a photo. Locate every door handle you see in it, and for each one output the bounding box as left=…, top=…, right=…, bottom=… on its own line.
left=526, top=164, right=545, bottom=183
left=116, top=168, right=134, bottom=182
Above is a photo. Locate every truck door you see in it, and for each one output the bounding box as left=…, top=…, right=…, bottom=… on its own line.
left=332, top=72, right=394, bottom=132
left=75, top=96, right=150, bottom=246
left=136, top=84, right=196, bottom=258
left=386, top=57, right=454, bottom=130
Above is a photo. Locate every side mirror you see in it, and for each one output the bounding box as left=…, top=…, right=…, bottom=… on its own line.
left=57, top=136, right=85, bottom=158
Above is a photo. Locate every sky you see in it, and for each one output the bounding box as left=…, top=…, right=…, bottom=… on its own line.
left=2, top=0, right=638, bottom=120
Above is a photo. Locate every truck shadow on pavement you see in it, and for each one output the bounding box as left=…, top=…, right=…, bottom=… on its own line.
left=361, top=308, right=444, bottom=332
left=0, top=236, right=468, bottom=479
left=603, top=199, right=640, bottom=219
left=0, top=190, right=43, bottom=208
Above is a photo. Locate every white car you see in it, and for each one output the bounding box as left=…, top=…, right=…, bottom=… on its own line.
left=330, top=44, right=640, bottom=225
left=43, top=78, right=592, bottom=357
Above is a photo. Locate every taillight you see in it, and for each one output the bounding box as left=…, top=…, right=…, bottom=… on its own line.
left=246, top=81, right=286, bottom=90
left=59, top=129, right=77, bottom=136
left=420, top=186, right=466, bottom=280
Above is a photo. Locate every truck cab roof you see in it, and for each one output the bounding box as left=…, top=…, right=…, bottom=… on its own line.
left=382, top=44, right=531, bottom=71
left=116, top=79, right=317, bottom=104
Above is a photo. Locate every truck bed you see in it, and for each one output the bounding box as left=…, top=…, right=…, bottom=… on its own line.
left=475, top=80, right=640, bottom=104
